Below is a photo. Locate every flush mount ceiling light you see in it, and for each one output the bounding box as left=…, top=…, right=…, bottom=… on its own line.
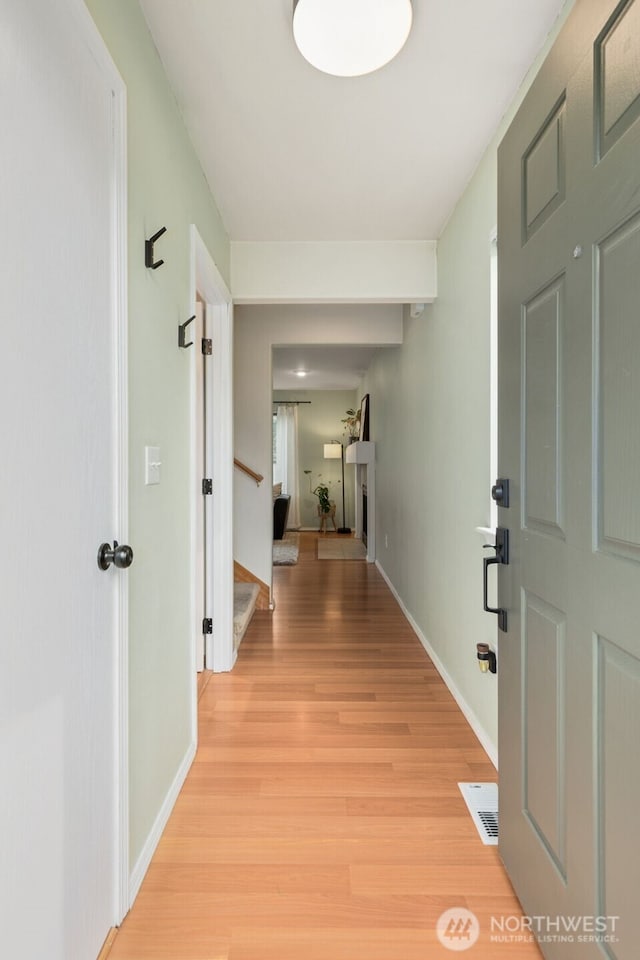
left=293, top=0, right=413, bottom=78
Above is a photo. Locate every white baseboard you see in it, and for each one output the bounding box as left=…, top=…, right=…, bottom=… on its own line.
left=128, top=737, right=197, bottom=906
left=375, top=560, right=498, bottom=770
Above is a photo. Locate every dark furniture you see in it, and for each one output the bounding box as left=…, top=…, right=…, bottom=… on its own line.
left=273, top=494, right=291, bottom=540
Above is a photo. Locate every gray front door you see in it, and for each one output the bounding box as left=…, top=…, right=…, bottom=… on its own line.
left=498, top=0, right=640, bottom=956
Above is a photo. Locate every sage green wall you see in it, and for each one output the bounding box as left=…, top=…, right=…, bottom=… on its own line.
left=273, top=390, right=359, bottom=529
left=364, top=288, right=499, bottom=752
left=84, top=0, right=229, bottom=869
left=361, top=1, right=575, bottom=762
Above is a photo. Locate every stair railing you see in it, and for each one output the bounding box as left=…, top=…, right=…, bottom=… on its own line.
left=234, top=458, right=264, bottom=486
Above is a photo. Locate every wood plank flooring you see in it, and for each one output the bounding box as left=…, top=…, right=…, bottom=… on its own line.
left=109, top=533, right=540, bottom=959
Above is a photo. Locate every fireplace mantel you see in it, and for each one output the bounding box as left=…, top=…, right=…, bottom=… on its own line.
left=345, top=440, right=375, bottom=465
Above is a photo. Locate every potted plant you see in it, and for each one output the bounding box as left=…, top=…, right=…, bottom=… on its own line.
left=311, top=482, right=331, bottom=514
left=303, top=471, right=341, bottom=532
left=303, top=470, right=338, bottom=513
left=341, top=407, right=361, bottom=443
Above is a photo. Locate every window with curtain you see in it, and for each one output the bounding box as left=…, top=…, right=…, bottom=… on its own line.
left=273, top=404, right=301, bottom=529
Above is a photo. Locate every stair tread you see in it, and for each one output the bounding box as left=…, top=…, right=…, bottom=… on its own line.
left=234, top=581, right=260, bottom=606
left=233, top=581, right=260, bottom=651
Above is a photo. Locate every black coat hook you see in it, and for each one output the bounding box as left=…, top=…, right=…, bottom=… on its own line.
left=145, top=226, right=167, bottom=269
left=179, top=315, right=195, bottom=349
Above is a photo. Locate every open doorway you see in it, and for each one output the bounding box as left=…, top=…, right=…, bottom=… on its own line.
left=233, top=306, right=402, bottom=613
left=271, top=344, right=379, bottom=575
left=272, top=400, right=302, bottom=533
left=272, top=389, right=359, bottom=534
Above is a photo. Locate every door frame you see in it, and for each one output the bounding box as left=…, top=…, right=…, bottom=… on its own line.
left=113, top=75, right=130, bottom=929
left=189, top=226, right=235, bottom=690
left=193, top=299, right=206, bottom=674
left=65, top=0, right=130, bottom=925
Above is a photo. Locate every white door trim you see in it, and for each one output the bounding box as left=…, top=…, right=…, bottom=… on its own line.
left=112, top=67, right=130, bottom=927
left=207, top=298, right=236, bottom=672
left=190, top=227, right=235, bottom=688
left=194, top=300, right=206, bottom=674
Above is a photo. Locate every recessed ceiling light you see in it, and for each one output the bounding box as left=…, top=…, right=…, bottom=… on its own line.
left=293, top=0, right=413, bottom=78
left=294, top=370, right=308, bottom=377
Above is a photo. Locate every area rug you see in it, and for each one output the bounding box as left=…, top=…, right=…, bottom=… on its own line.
left=273, top=532, right=299, bottom=565
left=317, top=538, right=366, bottom=560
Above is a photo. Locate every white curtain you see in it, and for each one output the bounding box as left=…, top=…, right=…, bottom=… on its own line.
left=274, top=404, right=300, bottom=529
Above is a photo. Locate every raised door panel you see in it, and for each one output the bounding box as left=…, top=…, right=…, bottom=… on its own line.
left=596, top=637, right=640, bottom=958
left=595, top=210, right=640, bottom=560
left=595, top=0, right=640, bottom=159
left=522, top=277, right=565, bottom=537
left=523, top=593, right=567, bottom=879
left=523, top=97, right=566, bottom=242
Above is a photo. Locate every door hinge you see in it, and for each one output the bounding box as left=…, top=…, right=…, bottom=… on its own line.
left=202, top=617, right=213, bottom=635
left=201, top=338, right=213, bottom=355
left=202, top=478, right=213, bottom=495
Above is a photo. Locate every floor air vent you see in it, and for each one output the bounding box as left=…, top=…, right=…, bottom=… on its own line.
left=458, top=782, right=498, bottom=845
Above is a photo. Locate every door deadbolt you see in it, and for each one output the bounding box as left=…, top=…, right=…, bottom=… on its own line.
left=491, top=478, right=510, bottom=507
left=97, top=540, right=134, bottom=571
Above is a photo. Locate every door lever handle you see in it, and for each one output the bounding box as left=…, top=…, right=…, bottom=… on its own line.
left=482, top=528, right=509, bottom=632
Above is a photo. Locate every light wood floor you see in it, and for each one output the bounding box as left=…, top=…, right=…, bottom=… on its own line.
left=109, top=533, right=540, bottom=960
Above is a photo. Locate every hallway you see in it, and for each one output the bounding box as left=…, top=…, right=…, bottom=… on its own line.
left=109, top=533, right=540, bottom=959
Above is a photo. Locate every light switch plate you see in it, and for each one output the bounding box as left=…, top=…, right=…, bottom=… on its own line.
left=145, top=446, right=161, bottom=485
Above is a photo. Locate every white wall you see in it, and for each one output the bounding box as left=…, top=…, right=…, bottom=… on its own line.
left=232, top=240, right=437, bottom=304
left=361, top=1, right=575, bottom=764
left=274, top=390, right=360, bottom=529
left=234, top=305, right=402, bottom=588
left=85, top=0, right=229, bottom=877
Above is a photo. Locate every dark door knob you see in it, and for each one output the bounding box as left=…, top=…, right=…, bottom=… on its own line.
left=97, top=540, right=134, bottom=571
left=491, top=478, right=510, bottom=507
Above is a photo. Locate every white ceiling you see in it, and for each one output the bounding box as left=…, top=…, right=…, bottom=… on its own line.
left=140, top=1, right=567, bottom=388
left=272, top=344, right=383, bottom=390
left=140, top=0, right=567, bottom=242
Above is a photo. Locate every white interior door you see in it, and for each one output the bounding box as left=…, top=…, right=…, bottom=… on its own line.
left=498, top=0, right=640, bottom=955
left=0, top=1, right=127, bottom=957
